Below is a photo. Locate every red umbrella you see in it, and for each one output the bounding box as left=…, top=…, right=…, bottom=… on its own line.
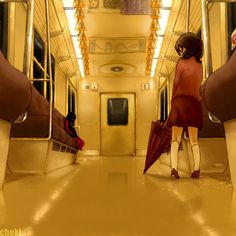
left=143, top=120, right=172, bottom=174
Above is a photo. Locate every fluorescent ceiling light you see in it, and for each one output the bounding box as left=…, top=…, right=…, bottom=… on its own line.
left=78, top=59, right=85, bottom=78
left=151, top=58, right=158, bottom=77
left=64, top=9, right=78, bottom=36
left=62, top=0, right=74, bottom=7
left=62, top=0, right=86, bottom=78
left=158, top=9, right=171, bottom=35
left=154, top=37, right=163, bottom=58
left=150, top=1, right=172, bottom=77
left=161, top=0, right=173, bottom=8
left=72, top=37, right=82, bottom=58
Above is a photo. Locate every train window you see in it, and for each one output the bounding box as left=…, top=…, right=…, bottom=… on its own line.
left=33, top=63, right=44, bottom=95
left=46, top=55, right=55, bottom=104
left=68, top=83, right=76, bottom=114
left=0, top=3, right=8, bottom=57
left=160, top=86, right=168, bottom=121
left=33, top=30, right=45, bottom=97
left=34, top=30, right=44, bottom=66
left=33, top=30, right=55, bottom=104
left=107, top=98, right=128, bottom=125
left=72, top=91, right=75, bottom=114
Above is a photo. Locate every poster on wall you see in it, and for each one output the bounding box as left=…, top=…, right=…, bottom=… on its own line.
left=89, top=38, right=146, bottom=54
left=103, top=0, right=120, bottom=9
left=87, top=0, right=151, bottom=15
left=121, top=0, right=151, bottom=15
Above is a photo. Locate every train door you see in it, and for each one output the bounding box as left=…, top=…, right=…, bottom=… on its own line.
left=101, top=93, right=135, bottom=156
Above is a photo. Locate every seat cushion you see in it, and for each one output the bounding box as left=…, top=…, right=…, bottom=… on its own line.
left=11, top=85, right=78, bottom=150
left=201, top=49, right=236, bottom=122
left=198, top=101, right=225, bottom=138
left=0, top=50, right=31, bottom=122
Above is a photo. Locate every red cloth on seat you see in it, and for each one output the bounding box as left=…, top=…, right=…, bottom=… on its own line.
left=64, top=112, right=85, bottom=150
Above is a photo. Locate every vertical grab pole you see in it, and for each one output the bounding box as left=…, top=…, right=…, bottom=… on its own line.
left=23, top=0, right=34, bottom=78
left=45, top=0, right=53, bottom=139
left=201, top=0, right=213, bottom=78
left=186, top=0, right=190, bottom=32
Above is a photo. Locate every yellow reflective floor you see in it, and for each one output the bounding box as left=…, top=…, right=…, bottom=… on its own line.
left=1, top=156, right=236, bottom=236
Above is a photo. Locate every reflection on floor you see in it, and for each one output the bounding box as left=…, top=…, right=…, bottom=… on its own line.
left=1, top=156, right=236, bottom=236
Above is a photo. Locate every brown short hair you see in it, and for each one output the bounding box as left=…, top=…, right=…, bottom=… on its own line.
left=175, top=32, right=203, bottom=62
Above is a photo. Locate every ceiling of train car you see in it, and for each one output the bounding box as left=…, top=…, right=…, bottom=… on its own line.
left=84, top=0, right=151, bottom=78
left=82, top=0, right=198, bottom=80
left=59, top=0, right=202, bottom=81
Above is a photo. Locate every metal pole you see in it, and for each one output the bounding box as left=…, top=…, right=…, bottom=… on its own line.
left=45, top=0, right=53, bottom=140
left=186, top=0, right=190, bottom=32
left=76, top=72, right=80, bottom=132
left=201, top=0, right=213, bottom=78
left=23, top=0, right=34, bottom=77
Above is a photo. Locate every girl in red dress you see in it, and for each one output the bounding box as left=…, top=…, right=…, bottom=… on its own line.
left=168, top=33, right=203, bottom=179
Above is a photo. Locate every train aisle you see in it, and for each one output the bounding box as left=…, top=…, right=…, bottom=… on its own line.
left=0, top=156, right=236, bottom=236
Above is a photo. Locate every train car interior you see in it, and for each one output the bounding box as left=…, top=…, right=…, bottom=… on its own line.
left=1, top=0, right=236, bottom=235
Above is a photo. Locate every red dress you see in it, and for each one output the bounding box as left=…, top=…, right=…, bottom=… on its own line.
left=168, top=57, right=203, bottom=131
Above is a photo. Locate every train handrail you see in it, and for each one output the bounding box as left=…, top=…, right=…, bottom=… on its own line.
left=5, top=0, right=78, bottom=144
left=45, top=0, right=53, bottom=141
left=208, top=111, right=222, bottom=123
left=14, top=111, right=27, bottom=124
left=4, top=0, right=54, bottom=141
left=202, top=0, right=236, bottom=124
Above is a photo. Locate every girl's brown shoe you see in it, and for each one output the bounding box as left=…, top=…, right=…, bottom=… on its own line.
left=171, top=168, right=180, bottom=179
left=191, top=170, right=200, bottom=179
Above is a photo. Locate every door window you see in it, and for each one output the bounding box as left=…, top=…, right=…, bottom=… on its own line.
left=33, top=30, right=55, bottom=104
left=107, top=98, right=128, bottom=125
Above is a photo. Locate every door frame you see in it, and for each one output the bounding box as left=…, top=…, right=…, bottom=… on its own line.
left=100, top=92, right=136, bottom=156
